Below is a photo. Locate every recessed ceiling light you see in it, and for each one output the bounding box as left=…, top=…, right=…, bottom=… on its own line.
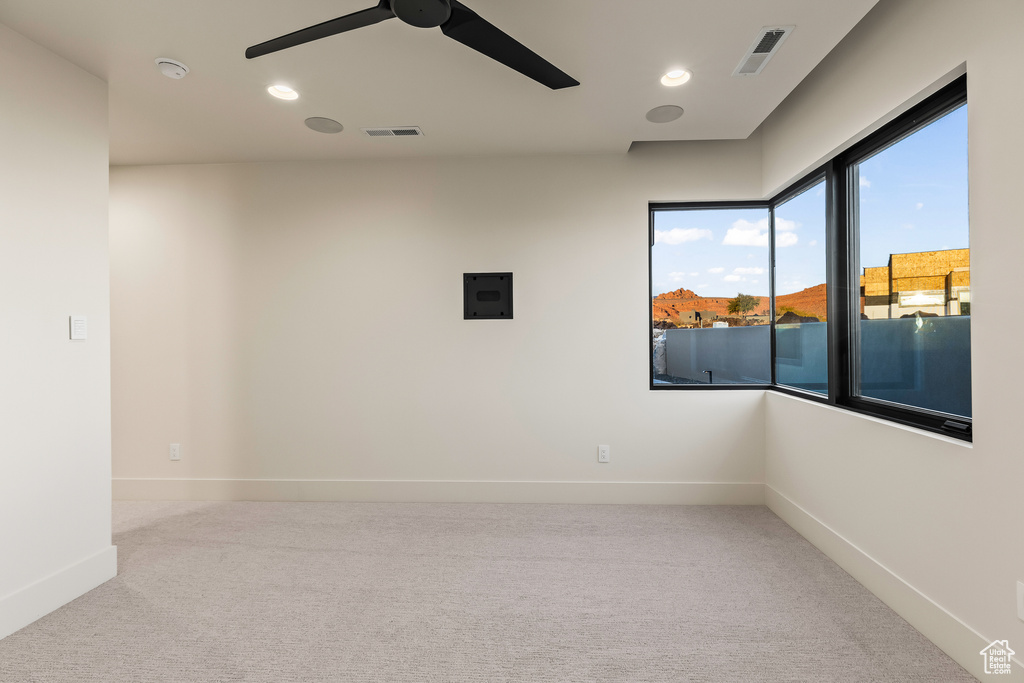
left=661, top=69, right=692, bottom=87
left=267, top=85, right=299, bottom=100
left=646, top=105, right=684, bottom=123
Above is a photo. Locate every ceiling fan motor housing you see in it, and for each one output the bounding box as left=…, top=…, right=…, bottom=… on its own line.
left=391, top=0, right=451, bottom=28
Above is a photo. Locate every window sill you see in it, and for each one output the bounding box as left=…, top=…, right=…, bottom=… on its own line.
left=765, top=390, right=973, bottom=448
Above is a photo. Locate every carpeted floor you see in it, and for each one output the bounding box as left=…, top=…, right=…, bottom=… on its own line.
left=0, top=502, right=974, bottom=682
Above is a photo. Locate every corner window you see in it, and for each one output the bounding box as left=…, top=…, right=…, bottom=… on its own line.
left=650, top=75, right=970, bottom=440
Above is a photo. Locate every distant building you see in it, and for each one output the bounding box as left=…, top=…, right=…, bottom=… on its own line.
left=676, top=309, right=718, bottom=324
left=860, top=248, right=970, bottom=319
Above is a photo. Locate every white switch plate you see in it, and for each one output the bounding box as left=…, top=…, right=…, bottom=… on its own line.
left=1017, top=581, right=1024, bottom=622
left=169, top=443, right=181, bottom=461
left=598, top=445, right=610, bottom=463
left=69, top=315, right=87, bottom=340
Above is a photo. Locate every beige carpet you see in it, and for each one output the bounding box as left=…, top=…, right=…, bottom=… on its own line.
left=0, top=502, right=974, bottom=682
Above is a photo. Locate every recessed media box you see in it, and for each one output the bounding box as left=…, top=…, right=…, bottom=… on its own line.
left=464, top=272, right=513, bottom=320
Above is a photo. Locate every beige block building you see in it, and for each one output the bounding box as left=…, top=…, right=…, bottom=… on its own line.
left=860, top=248, right=970, bottom=319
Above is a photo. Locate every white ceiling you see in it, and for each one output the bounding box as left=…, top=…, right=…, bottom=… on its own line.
left=0, top=0, right=879, bottom=165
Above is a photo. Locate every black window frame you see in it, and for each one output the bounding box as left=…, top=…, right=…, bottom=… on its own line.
left=769, top=169, right=830, bottom=393
left=649, top=201, right=773, bottom=392
left=650, top=74, right=971, bottom=442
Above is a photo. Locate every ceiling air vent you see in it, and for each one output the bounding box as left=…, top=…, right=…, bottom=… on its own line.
left=361, top=126, right=424, bottom=137
left=733, top=26, right=794, bottom=77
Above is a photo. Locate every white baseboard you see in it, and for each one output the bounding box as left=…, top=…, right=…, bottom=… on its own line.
left=766, top=485, right=1023, bottom=682
left=0, top=545, right=117, bottom=641
left=113, top=478, right=765, bottom=505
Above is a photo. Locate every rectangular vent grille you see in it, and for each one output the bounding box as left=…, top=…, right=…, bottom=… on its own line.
left=734, top=26, right=794, bottom=77
left=737, top=53, right=771, bottom=76
left=361, top=126, right=424, bottom=137
left=753, top=30, right=786, bottom=55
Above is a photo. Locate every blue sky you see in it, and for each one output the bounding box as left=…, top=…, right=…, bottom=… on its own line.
left=652, top=105, right=968, bottom=299
left=653, top=206, right=776, bottom=298
left=857, top=104, right=969, bottom=268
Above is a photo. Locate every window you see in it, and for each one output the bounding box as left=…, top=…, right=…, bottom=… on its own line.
left=651, top=205, right=770, bottom=385
left=848, top=101, right=970, bottom=419
left=773, top=178, right=828, bottom=395
left=650, top=75, right=970, bottom=440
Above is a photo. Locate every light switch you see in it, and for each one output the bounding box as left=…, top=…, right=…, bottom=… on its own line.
left=70, top=315, right=87, bottom=341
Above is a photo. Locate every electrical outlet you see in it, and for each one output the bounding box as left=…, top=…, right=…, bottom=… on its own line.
left=1017, top=581, right=1024, bottom=622
left=598, top=445, right=610, bottom=463
left=169, top=443, right=181, bottom=461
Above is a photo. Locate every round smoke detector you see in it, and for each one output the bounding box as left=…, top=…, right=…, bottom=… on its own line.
left=155, top=58, right=189, bottom=79
left=305, top=117, right=344, bottom=134
left=646, top=105, right=684, bottom=123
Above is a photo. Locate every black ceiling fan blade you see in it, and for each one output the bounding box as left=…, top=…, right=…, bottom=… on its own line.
left=246, top=2, right=396, bottom=59
left=440, top=1, right=579, bottom=90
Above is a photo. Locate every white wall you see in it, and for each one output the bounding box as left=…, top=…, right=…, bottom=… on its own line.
left=761, top=0, right=1024, bottom=678
left=110, top=139, right=767, bottom=503
left=0, top=24, right=116, bottom=639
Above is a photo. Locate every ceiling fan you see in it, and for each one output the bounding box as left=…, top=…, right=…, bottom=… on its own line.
left=245, top=0, right=579, bottom=90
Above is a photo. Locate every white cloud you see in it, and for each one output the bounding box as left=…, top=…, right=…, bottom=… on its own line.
left=654, top=228, right=713, bottom=245
left=808, top=240, right=818, bottom=247
left=916, top=202, right=924, bottom=210
left=723, top=218, right=768, bottom=246
left=707, top=267, right=725, bottom=274
left=776, top=217, right=798, bottom=232
left=668, top=271, right=687, bottom=283
left=776, top=232, right=799, bottom=247
left=723, top=274, right=743, bottom=282
left=722, top=217, right=798, bottom=248
left=751, top=279, right=759, bottom=284
left=698, top=283, right=709, bottom=289
left=733, top=267, right=764, bottom=275
left=860, top=176, right=871, bottom=188
left=690, top=272, right=699, bottom=277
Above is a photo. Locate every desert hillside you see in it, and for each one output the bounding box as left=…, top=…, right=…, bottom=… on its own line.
left=776, top=283, right=827, bottom=320
left=652, top=283, right=827, bottom=323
